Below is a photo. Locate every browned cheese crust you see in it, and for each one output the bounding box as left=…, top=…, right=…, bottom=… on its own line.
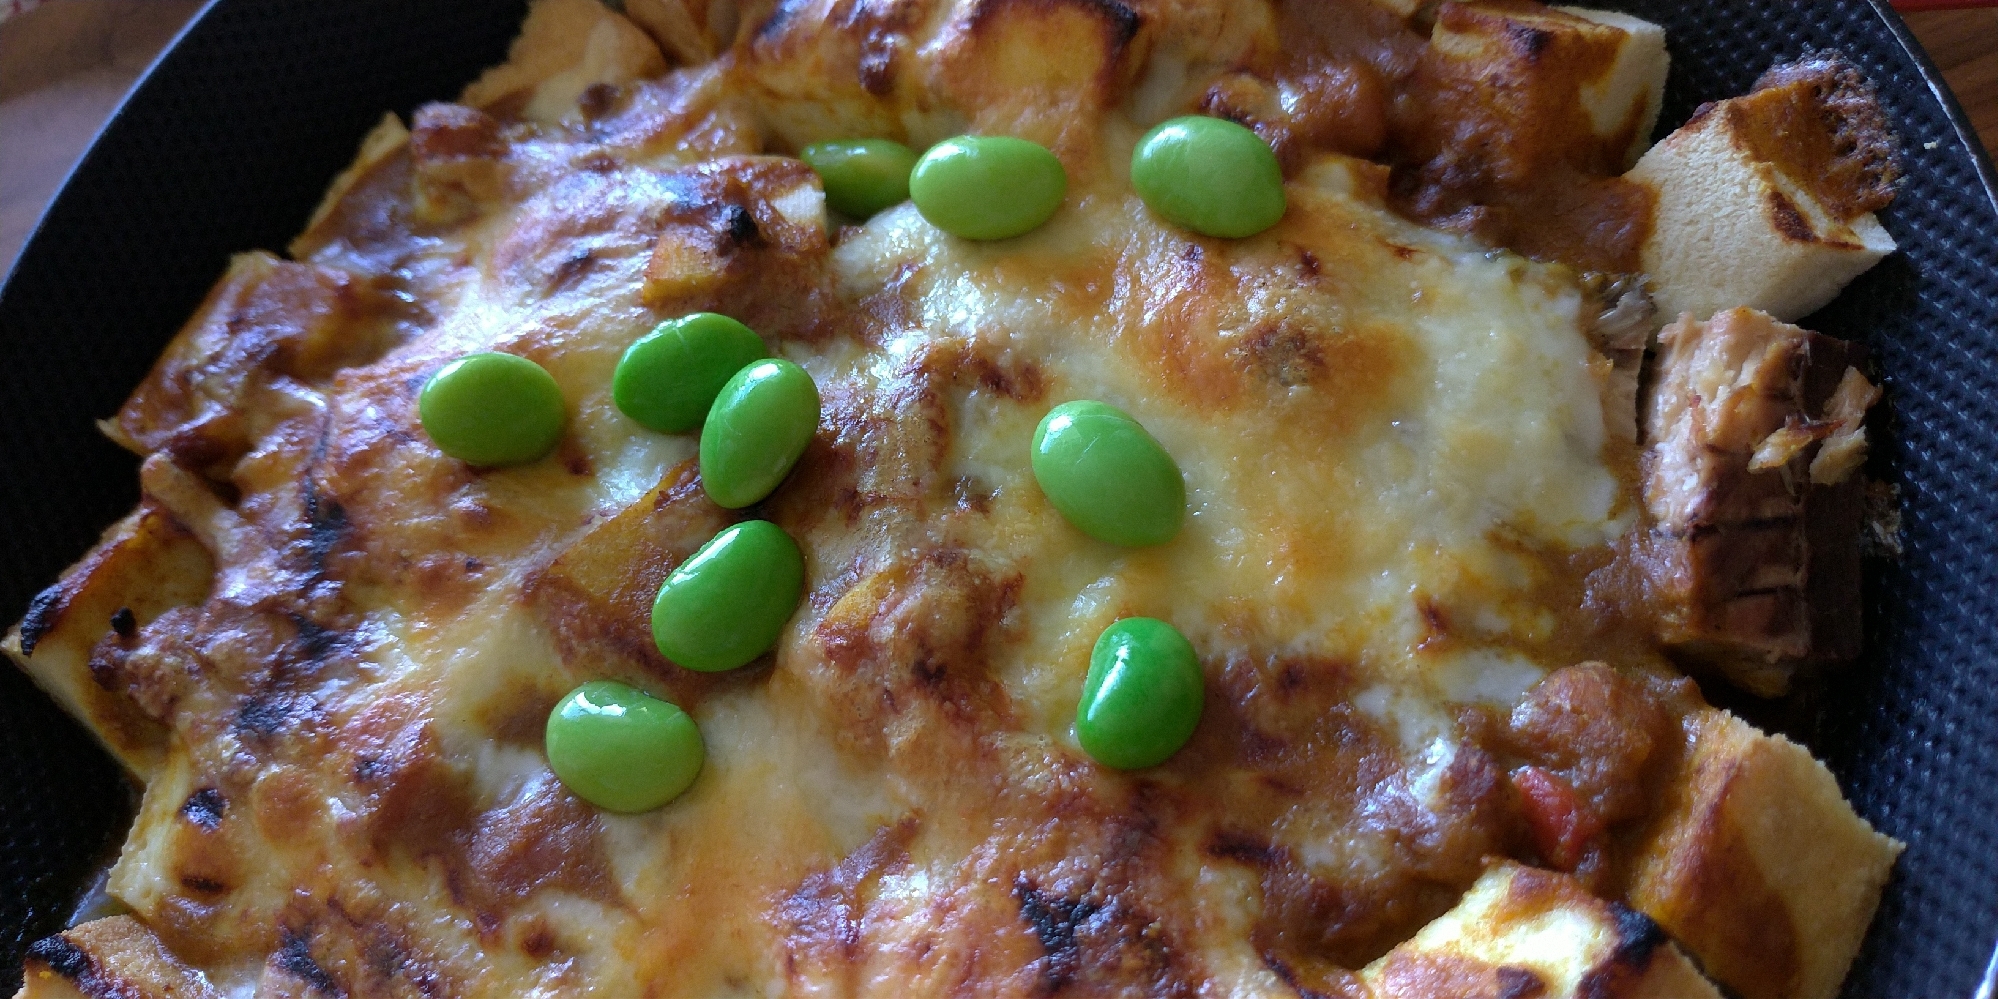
left=4, top=0, right=1900, bottom=997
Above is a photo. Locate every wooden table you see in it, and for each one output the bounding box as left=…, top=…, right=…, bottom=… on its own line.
left=1, top=2, right=1993, bottom=277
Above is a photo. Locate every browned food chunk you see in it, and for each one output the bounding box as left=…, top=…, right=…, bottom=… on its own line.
left=1637, top=306, right=1879, bottom=695
left=19, top=916, right=219, bottom=999
left=1617, top=708, right=1901, bottom=999
left=1628, top=52, right=1900, bottom=323
left=1502, top=662, right=1696, bottom=883
left=1360, top=861, right=1722, bottom=999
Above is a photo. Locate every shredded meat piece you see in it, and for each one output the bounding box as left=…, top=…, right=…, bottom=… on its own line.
left=1636, top=308, right=1878, bottom=695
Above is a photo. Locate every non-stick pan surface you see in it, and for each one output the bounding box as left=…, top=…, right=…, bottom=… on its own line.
left=0, top=0, right=1992, bottom=994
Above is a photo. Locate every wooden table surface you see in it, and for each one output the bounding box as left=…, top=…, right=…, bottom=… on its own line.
left=1, top=2, right=1994, bottom=277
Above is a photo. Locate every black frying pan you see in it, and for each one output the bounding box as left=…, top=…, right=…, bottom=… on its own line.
left=1, top=0, right=1993, bottom=993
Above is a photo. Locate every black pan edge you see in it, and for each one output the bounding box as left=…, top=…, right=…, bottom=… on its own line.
left=1868, top=0, right=1998, bottom=218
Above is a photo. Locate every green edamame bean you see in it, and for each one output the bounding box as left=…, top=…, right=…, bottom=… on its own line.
left=1131, top=116, right=1286, bottom=238
left=909, top=135, right=1067, bottom=240
left=802, top=139, right=920, bottom=219
left=418, top=351, right=566, bottom=467
left=1075, top=617, right=1204, bottom=770
left=1031, top=400, right=1185, bottom=547
left=613, top=313, right=767, bottom=433
left=699, top=359, right=820, bottom=509
left=545, top=680, right=705, bottom=813
left=652, top=520, right=805, bottom=672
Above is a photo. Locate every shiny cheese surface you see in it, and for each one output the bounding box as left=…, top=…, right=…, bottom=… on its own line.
left=6, top=0, right=1677, bottom=996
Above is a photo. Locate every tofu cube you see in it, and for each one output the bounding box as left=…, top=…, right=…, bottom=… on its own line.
left=19, top=916, right=217, bottom=999
left=1629, top=74, right=1898, bottom=324
left=1428, top=3, right=1669, bottom=175
left=1557, top=7, right=1670, bottom=168
left=1362, top=861, right=1722, bottom=999
left=1622, top=708, right=1902, bottom=999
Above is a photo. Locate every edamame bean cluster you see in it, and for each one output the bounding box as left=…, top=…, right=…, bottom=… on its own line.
left=416, top=310, right=820, bottom=813
left=803, top=114, right=1282, bottom=241
left=418, top=116, right=1273, bottom=811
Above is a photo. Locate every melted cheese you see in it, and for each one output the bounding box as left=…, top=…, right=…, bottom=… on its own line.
left=8, top=1, right=1682, bottom=996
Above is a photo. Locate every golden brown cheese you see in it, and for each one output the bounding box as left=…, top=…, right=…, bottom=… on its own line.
left=4, top=0, right=1899, bottom=996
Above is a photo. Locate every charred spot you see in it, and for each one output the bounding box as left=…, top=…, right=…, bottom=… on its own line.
left=278, top=930, right=347, bottom=997
left=520, top=925, right=558, bottom=959
left=1607, top=903, right=1665, bottom=966
left=354, top=756, right=390, bottom=782
left=1012, top=872, right=1190, bottom=997
left=289, top=615, right=346, bottom=669
left=1297, top=248, right=1322, bottom=278
left=351, top=923, right=446, bottom=998
left=578, top=82, right=620, bottom=121
left=1205, top=830, right=1278, bottom=867
left=18, top=582, right=67, bottom=656
left=1766, top=190, right=1818, bottom=243
left=721, top=203, right=761, bottom=246
left=109, top=607, right=138, bottom=641
left=303, top=488, right=349, bottom=579
left=1238, top=321, right=1329, bottom=388
left=1014, top=876, right=1098, bottom=994
left=1494, top=966, right=1549, bottom=999
left=1571, top=905, right=1667, bottom=999
left=235, top=690, right=311, bottom=742
left=180, top=873, right=230, bottom=895
left=1388, top=243, right=1418, bottom=261
left=911, top=656, right=948, bottom=687
left=1088, top=0, right=1142, bottom=46
left=25, top=934, right=93, bottom=979
left=180, top=787, right=226, bottom=830
left=1504, top=22, right=1553, bottom=61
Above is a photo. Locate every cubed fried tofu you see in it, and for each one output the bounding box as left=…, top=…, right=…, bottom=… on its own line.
left=1640, top=308, right=1876, bottom=695
left=1427, top=3, right=1669, bottom=175
left=638, top=156, right=828, bottom=314
left=1620, top=708, right=1902, bottom=999
left=292, top=112, right=409, bottom=257
left=2, top=503, right=212, bottom=779
left=1554, top=7, right=1669, bottom=169
left=1361, top=861, right=1721, bottom=999
left=460, top=0, right=666, bottom=124
left=17, top=916, right=219, bottom=999
left=1629, top=54, right=1899, bottom=323
left=927, top=0, right=1144, bottom=165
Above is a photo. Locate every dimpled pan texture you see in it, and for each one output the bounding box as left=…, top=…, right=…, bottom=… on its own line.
left=0, top=0, right=1991, bottom=994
